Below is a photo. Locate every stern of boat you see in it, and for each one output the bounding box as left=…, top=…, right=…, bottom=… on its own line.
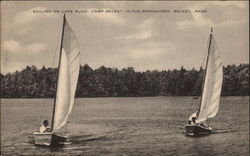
left=33, top=132, right=67, bottom=146
left=33, top=132, right=53, bottom=146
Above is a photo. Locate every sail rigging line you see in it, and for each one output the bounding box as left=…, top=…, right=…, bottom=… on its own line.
left=212, top=63, right=222, bottom=73
left=51, top=14, right=66, bottom=131
left=197, top=28, right=213, bottom=117
left=68, top=52, right=80, bottom=66
left=40, top=14, right=64, bottom=121
left=212, top=34, right=224, bottom=98
left=201, top=34, right=210, bottom=70
left=39, top=15, right=63, bottom=123
left=64, top=121, right=68, bottom=135
left=40, top=91, right=45, bottom=122
left=212, top=35, right=224, bottom=73
left=51, top=31, right=62, bottom=69
left=213, top=56, right=221, bottom=62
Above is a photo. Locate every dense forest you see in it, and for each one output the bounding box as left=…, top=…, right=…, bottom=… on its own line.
left=0, top=64, right=249, bottom=98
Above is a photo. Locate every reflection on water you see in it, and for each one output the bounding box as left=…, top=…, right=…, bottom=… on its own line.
left=1, top=97, right=249, bottom=155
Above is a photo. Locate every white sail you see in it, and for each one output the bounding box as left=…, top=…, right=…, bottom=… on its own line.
left=188, top=112, right=197, bottom=121
left=53, top=16, right=80, bottom=131
left=196, top=34, right=223, bottom=123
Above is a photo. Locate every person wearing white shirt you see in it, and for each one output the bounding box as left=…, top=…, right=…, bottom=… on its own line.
left=39, top=120, right=52, bottom=133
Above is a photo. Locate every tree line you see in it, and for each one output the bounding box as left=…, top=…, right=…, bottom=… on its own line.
left=0, top=64, right=249, bottom=98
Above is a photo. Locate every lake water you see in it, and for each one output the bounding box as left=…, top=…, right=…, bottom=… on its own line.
left=1, top=97, right=249, bottom=155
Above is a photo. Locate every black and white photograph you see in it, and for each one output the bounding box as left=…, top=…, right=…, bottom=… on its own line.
left=0, top=1, right=249, bottom=155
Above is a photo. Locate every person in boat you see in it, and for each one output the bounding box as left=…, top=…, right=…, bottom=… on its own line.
left=188, top=117, right=209, bottom=128
left=191, top=117, right=197, bottom=125
left=39, top=120, right=52, bottom=133
left=187, top=116, right=197, bottom=125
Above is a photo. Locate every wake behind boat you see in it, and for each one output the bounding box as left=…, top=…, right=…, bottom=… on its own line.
left=33, top=14, right=80, bottom=146
left=185, top=28, right=223, bottom=137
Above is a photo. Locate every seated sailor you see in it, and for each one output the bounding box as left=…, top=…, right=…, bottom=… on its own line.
left=39, top=120, right=52, bottom=133
left=191, top=117, right=197, bottom=125
left=187, top=116, right=197, bottom=125
left=188, top=117, right=210, bottom=128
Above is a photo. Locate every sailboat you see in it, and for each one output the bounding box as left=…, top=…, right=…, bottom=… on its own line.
left=185, top=28, right=223, bottom=136
left=33, top=14, right=80, bottom=146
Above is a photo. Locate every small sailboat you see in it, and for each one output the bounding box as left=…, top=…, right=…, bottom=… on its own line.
left=185, top=28, right=223, bottom=136
left=33, top=14, right=80, bottom=146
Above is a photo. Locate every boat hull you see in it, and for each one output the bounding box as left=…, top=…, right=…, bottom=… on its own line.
left=33, top=132, right=67, bottom=146
left=185, top=125, right=212, bottom=136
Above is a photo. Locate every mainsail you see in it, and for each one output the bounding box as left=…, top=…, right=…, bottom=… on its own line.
left=192, top=30, right=223, bottom=123
left=52, top=15, right=80, bottom=131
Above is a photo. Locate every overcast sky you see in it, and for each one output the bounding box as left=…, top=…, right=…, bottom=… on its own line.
left=1, top=1, right=249, bottom=74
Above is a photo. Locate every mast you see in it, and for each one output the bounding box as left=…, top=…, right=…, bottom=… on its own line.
left=197, top=28, right=213, bottom=117
left=51, top=14, right=66, bottom=130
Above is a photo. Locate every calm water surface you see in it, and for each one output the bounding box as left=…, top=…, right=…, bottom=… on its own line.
left=1, top=97, right=249, bottom=155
